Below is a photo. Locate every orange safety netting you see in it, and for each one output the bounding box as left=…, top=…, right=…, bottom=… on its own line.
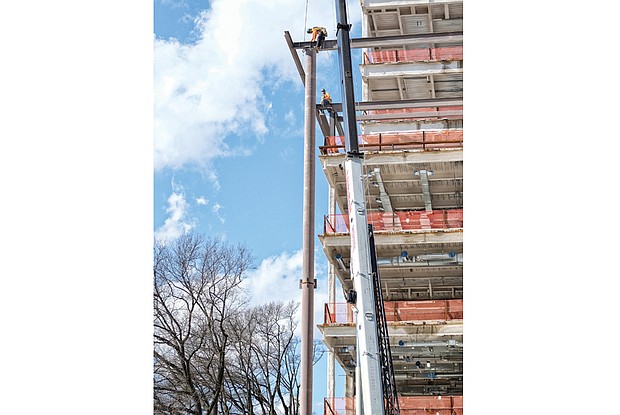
left=364, top=46, right=463, bottom=64
left=384, top=300, right=463, bottom=322
left=324, top=300, right=463, bottom=325
left=322, top=129, right=462, bottom=154
left=324, top=209, right=463, bottom=234
left=325, top=396, right=463, bottom=415
left=368, top=106, right=463, bottom=115
left=362, top=106, right=464, bottom=124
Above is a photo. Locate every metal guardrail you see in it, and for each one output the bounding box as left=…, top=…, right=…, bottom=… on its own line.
left=324, top=209, right=463, bottom=234
left=320, top=130, right=463, bottom=155
left=324, top=396, right=463, bottom=415
left=323, top=300, right=463, bottom=325
left=363, top=46, right=463, bottom=64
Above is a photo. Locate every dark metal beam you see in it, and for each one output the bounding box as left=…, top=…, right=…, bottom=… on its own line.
left=335, top=115, right=345, bottom=136
left=284, top=31, right=333, bottom=137
left=291, top=32, right=463, bottom=51
left=316, top=111, right=332, bottom=137
left=335, top=2, right=360, bottom=154
left=284, top=31, right=306, bottom=85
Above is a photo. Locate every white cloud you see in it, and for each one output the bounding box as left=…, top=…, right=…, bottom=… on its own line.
left=155, top=191, right=196, bottom=242
left=243, top=250, right=302, bottom=307
left=196, top=196, right=208, bottom=205
left=154, top=0, right=360, bottom=173
left=242, top=250, right=329, bottom=339
left=284, top=109, right=295, bottom=125
left=211, top=202, right=225, bottom=224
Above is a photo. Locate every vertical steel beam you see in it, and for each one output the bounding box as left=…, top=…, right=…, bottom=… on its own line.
left=335, top=0, right=359, bottom=154
left=327, top=186, right=336, bottom=400
left=418, top=169, right=433, bottom=211
left=356, top=346, right=364, bottom=415
left=299, top=46, right=316, bottom=415
left=344, top=157, right=384, bottom=415
left=328, top=110, right=337, bottom=137
left=334, top=1, right=384, bottom=414
left=346, top=373, right=355, bottom=397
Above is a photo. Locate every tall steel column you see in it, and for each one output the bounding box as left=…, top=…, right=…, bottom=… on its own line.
left=334, top=0, right=384, bottom=413
left=327, top=185, right=336, bottom=400
left=299, top=46, right=317, bottom=415
left=327, top=106, right=337, bottom=401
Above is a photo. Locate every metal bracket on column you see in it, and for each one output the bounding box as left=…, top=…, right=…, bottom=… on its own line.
left=336, top=23, right=352, bottom=35
left=299, top=279, right=318, bottom=289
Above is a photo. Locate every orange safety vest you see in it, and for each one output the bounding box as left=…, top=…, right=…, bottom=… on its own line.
left=310, top=27, right=327, bottom=42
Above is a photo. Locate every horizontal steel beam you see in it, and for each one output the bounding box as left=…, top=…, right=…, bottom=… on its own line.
left=291, top=31, right=462, bottom=51
left=318, top=97, right=462, bottom=112
left=320, top=150, right=464, bottom=165
left=283, top=31, right=333, bottom=136
left=319, top=230, right=463, bottom=246
left=358, top=110, right=462, bottom=121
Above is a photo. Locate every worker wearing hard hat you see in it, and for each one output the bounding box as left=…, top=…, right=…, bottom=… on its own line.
left=320, top=89, right=332, bottom=107
left=307, top=26, right=327, bottom=49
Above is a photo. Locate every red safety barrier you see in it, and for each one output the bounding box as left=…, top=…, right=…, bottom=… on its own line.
left=321, top=130, right=462, bottom=154
left=385, top=300, right=463, bottom=322
left=325, top=396, right=463, bottom=415
left=401, top=48, right=432, bottom=61
left=399, top=395, right=463, bottom=415
left=324, top=300, right=463, bottom=325
left=323, top=209, right=463, bottom=234
left=364, top=46, right=463, bottom=64
left=398, top=210, right=464, bottom=231
left=361, top=106, right=463, bottom=124
left=369, top=106, right=463, bottom=115
left=432, top=46, right=463, bottom=61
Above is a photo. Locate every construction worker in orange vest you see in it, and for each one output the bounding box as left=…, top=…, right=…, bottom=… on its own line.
left=321, top=88, right=332, bottom=107
left=307, top=26, right=327, bottom=49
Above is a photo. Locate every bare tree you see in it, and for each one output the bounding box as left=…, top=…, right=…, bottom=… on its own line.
left=222, top=301, right=302, bottom=415
left=250, top=301, right=299, bottom=415
left=154, top=234, right=252, bottom=415
left=154, top=233, right=318, bottom=415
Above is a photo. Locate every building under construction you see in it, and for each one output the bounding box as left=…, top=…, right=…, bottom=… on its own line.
left=288, top=0, right=463, bottom=414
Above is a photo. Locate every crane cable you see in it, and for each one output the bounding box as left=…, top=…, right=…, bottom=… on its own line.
left=303, top=0, right=309, bottom=41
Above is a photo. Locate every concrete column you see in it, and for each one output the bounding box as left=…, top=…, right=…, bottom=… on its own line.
left=345, top=372, right=355, bottom=397
left=327, top=185, right=336, bottom=400
left=299, top=47, right=316, bottom=415
left=356, top=350, right=364, bottom=415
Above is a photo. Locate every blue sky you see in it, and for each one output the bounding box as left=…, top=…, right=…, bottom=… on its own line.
left=153, top=0, right=365, bottom=411
left=153, top=0, right=362, bottom=260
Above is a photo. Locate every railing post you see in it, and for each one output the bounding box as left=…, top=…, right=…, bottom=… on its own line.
left=393, top=301, right=399, bottom=322
left=347, top=302, right=353, bottom=324
left=324, top=303, right=329, bottom=324
left=324, top=398, right=335, bottom=415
